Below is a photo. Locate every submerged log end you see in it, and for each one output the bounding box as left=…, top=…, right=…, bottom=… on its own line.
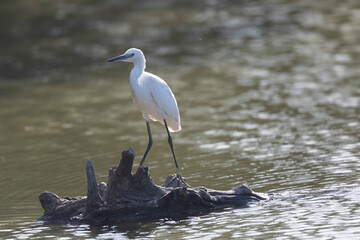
left=38, top=192, right=87, bottom=223
left=234, top=185, right=268, bottom=200
left=39, top=192, right=62, bottom=212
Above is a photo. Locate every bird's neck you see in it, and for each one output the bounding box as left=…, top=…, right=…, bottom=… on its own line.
left=130, top=61, right=145, bottom=83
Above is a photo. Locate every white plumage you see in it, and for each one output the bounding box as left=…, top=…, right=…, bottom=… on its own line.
left=132, top=71, right=181, bottom=132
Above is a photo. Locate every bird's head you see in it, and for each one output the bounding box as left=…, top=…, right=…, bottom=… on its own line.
left=107, top=48, right=145, bottom=65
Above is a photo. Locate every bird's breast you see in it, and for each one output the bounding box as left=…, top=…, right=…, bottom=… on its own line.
left=129, top=71, right=181, bottom=132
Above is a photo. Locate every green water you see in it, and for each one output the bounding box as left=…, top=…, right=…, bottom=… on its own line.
left=1, top=0, right=360, bottom=239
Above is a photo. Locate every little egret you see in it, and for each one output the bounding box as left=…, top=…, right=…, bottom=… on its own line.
left=107, top=48, right=186, bottom=184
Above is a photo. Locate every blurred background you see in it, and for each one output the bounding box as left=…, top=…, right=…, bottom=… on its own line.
left=1, top=0, right=359, bottom=239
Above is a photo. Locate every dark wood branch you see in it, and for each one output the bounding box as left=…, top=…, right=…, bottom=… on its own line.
left=38, top=148, right=268, bottom=224
left=86, top=160, right=102, bottom=209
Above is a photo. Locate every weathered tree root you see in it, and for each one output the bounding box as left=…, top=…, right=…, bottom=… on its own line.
left=38, top=148, right=268, bottom=224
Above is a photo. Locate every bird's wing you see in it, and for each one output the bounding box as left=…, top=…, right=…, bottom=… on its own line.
left=142, top=72, right=181, bottom=130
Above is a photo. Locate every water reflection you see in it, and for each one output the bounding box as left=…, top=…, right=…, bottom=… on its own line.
left=1, top=0, right=360, bottom=239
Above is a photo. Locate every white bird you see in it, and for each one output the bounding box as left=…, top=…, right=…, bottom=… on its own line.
left=107, top=48, right=186, bottom=183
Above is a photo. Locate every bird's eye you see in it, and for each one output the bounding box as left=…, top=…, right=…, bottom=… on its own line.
left=130, top=53, right=135, bottom=57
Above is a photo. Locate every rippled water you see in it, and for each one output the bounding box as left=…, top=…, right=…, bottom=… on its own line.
left=1, top=0, right=360, bottom=239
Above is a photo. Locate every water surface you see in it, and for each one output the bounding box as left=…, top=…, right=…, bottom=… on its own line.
left=1, top=0, right=360, bottom=239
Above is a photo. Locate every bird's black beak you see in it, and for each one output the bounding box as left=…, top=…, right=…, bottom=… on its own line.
left=107, top=54, right=129, bottom=62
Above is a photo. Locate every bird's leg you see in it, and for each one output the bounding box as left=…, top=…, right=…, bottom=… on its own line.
left=139, top=120, right=153, bottom=167
left=164, top=119, right=190, bottom=187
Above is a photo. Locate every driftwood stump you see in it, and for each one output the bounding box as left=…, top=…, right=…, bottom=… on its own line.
left=38, top=148, right=267, bottom=224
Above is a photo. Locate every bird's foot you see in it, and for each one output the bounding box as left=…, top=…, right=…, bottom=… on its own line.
left=177, top=173, right=191, bottom=188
